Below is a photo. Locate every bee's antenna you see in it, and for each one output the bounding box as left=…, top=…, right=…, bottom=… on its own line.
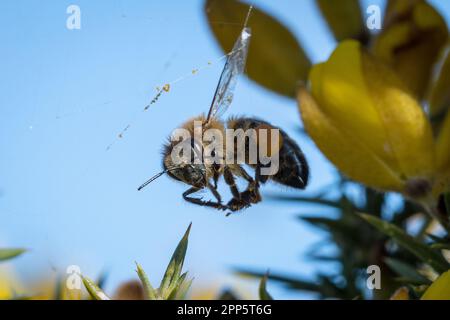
left=137, top=166, right=178, bottom=191
left=244, top=5, right=253, bottom=28
left=137, top=171, right=166, bottom=191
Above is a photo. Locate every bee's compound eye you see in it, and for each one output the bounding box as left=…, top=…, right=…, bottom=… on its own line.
left=167, top=168, right=182, bottom=182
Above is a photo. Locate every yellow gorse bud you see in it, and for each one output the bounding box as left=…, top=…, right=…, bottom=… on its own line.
left=299, top=40, right=435, bottom=196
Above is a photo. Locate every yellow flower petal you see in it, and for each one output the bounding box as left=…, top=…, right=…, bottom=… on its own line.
left=300, top=40, right=435, bottom=193
left=0, top=267, right=24, bottom=299
left=421, top=270, right=450, bottom=300
left=429, top=51, right=450, bottom=119
left=374, top=0, right=448, bottom=99
left=437, top=111, right=450, bottom=173
left=434, top=111, right=450, bottom=194
left=299, top=87, right=404, bottom=191
left=362, top=49, right=435, bottom=181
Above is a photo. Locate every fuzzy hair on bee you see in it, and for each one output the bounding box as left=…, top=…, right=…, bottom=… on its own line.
left=148, top=114, right=309, bottom=214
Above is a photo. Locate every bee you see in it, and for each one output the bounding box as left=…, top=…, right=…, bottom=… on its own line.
left=138, top=18, right=309, bottom=214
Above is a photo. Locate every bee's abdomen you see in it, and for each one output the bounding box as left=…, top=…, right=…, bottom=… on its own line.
left=272, top=134, right=309, bottom=189
left=227, top=117, right=309, bottom=189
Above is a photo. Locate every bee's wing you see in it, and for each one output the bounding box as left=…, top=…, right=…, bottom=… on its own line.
left=206, top=27, right=251, bottom=123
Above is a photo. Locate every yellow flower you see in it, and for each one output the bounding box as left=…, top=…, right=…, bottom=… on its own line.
left=298, top=40, right=435, bottom=196
left=429, top=51, right=450, bottom=119
left=434, top=111, right=450, bottom=194
left=374, top=0, right=448, bottom=99
left=0, top=267, right=25, bottom=299
left=437, top=112, right=450, bottom=173
left=421, top=270, right=450, bottom=300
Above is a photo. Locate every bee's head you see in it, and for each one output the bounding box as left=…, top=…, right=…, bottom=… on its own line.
left=163, top=139, right=208, bottom=188
left=165, top=163, right=207, bottom=188
left=137, top=138, right=210, bottom=192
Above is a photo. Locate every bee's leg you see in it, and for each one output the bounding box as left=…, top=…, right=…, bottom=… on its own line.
left=234, top=165, right=254, bottom=185
left=224, top=166, right=241, bottom=200
left=212, top=172, right=220, bottom=190
left=182, top=187, right=228, bottom=211
left=227, top=165, right=261, bottom=205
left=207, top=181, right=222, bottom=204
left=233, top=165, right=258, bottom=191
left=237, top=165, right=262, bottom=205
left=224, top=166, right=251, bottom=212
left=255, top=164, right=270, bottom=186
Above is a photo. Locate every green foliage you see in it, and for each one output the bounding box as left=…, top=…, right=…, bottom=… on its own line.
left=384, top=258, right=430, bottom=285
left=316, top=0, right=368, bottom=43
left=82, top=276, right=111, bottom=300
left=135, top=262, right=157, bottom=300
left=360, top=214, right=450, bottom=274
left=206, top=0, right=450, bottom=300
left=259, top=273, right=273, bottom=300
left=82, top=224, right=193, bottom=300
left=0, top=248, right=26, bottom=262
left=237, top=182, right=450, bottom=299
left=158, top=223, right=192, bottom=299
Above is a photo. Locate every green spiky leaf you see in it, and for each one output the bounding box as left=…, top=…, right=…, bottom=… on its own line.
left=168, top=272, right=193, bottom=300
left=82, top=276, right=111, bottom=300
left=259, top=273, right=273, bottom=300
left=135, top=262, right=157, bottom=300
left=0, top=248, right=26, bottom=262
left=270, top=195, right=344, bottom=209
left=237, top=269, right=319, bottom=293
left=160, top=223, right=191, bottom=299
left=384, top=258, right=430, bottom=285
left=360, top=214, right=450, bottom=273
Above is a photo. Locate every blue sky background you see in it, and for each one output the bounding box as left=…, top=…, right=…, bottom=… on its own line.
left=0, top=0, right=449, bottom=299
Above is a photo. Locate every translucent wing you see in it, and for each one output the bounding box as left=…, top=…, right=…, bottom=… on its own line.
left=206, top=27, right=251, bottom=122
